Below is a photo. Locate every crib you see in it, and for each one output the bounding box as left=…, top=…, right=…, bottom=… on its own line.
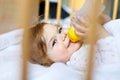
left=0, top=0, right=120, bottom=80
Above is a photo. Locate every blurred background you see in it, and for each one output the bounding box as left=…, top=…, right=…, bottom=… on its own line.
left=0, top=0, right=120, bottom=34
left=39, top=0, right=120, bottom=19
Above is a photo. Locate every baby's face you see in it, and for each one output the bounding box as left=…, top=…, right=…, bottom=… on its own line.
left=43, top=24, right=81, bottom=63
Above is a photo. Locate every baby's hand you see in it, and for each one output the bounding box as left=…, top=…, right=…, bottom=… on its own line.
left=71, top=15, right=89, bottom=40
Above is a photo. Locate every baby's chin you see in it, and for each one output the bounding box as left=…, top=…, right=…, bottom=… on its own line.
left=68, top=43, right=81, bottom=55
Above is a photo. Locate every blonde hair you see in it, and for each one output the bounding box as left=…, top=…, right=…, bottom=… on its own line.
left=29, top=22, right=53, bottom=66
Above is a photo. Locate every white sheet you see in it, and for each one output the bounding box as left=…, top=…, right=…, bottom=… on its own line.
left=0, top=19, right=120, bottom=80
left=0, top=44, right=22, bottom=80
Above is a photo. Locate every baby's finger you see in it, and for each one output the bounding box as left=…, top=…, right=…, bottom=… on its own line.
left=71, top=16, right=79, bottom=24
left=75, top=30, right=86, bottom=38
left=77, top=16, right=90, bottom=28
left=72, top=21, right=88, bottom=33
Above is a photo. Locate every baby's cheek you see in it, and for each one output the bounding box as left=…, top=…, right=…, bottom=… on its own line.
left=58, top=47, right=67, bottom=53
left=52, top=45, right=66, bottom=54
left=69, top=44, right=80, bottom=53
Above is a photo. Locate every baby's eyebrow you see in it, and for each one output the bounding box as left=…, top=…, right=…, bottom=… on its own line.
left=54, top=24, right=60, bottom=33
left=55, top=25, right=63, bottom=32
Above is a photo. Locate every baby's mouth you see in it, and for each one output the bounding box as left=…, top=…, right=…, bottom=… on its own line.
left=67, top=40, right=71, bottom=48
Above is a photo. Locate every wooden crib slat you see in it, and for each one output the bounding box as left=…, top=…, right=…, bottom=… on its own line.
left=17, top=0, right=39, bottom=80
left=70, top=0, right=74, bottom=20
left=84, top=0, right=101, bottom=80
left=44, top=0, right=50, bottom=21
left=17, top=0, right=32, bottom=80
left=56, top=0, right=62, bottom=24
left=112, top=0, right=119, bottom=19
left=101, top=0, right=104, bottom=4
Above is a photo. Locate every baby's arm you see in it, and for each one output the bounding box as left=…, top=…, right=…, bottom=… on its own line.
left=95, top=24, right=111, bottom=40
left=97, top=13, right=111, bottom=25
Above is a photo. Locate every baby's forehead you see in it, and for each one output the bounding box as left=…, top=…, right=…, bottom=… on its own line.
left=46, top=22, right=63, bottom=27
left=43, top=24, right=57, bottom=33
left=44, top=23, right=58, bottom=29
left=44, top=24, right=63, bottom=31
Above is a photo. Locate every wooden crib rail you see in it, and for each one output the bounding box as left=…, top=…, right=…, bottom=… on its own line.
left=17, top=0, right=39, bottom=80
left=18, top=0, right=31, bottom=79
left=112, top=0, right=119, bottom=19
left=56, top=0, right=62, bottom=24
left=44, top=0, right=50, bottom=21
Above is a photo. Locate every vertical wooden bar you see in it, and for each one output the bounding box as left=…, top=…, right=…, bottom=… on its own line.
left=56, top=0, right=62, bottom=24
left=17, top=0, right=31, bottom=80
left=112, top=0, right=119, bottom=19
left=17, top=0, right=39, bottom=80
left=69, top=0, right=99, bottom=80
left=101, top=0, right=104, bottom=4
left=44, top=0, right=50, bottom=21
left=84, top=0, right=101, bottom=80
left=70, top=0, right=74, bottom=19
left=86, top=15, right=96, bottom=80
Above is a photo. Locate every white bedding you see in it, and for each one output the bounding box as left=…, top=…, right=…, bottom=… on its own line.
left=0, top=19, right=120, bottom=80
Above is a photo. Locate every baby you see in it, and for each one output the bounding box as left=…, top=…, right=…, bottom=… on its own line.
left=29, top=0, right=115, bottom=67
left=29, top=14, right=120, bottom=67
left=29, top=21, right=81, bottom=66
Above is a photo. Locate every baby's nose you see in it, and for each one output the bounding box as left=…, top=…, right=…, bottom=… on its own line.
left=57, top=33, right=67, bottom=41
left=63, top=28, right=68, bottom=33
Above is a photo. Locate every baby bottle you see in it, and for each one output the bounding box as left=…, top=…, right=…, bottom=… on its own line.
left=67, top=0, right=104, bottom=43
left=68, top=26, right=81, bottom=43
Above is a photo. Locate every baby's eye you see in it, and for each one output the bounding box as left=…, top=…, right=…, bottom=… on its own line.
left=52, top=39, right=57, bottom=47
left=59, top=27, right=62, bottom=33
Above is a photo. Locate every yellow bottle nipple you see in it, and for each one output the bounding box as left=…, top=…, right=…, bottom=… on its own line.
left=68, top=26, right=81, bottom=42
